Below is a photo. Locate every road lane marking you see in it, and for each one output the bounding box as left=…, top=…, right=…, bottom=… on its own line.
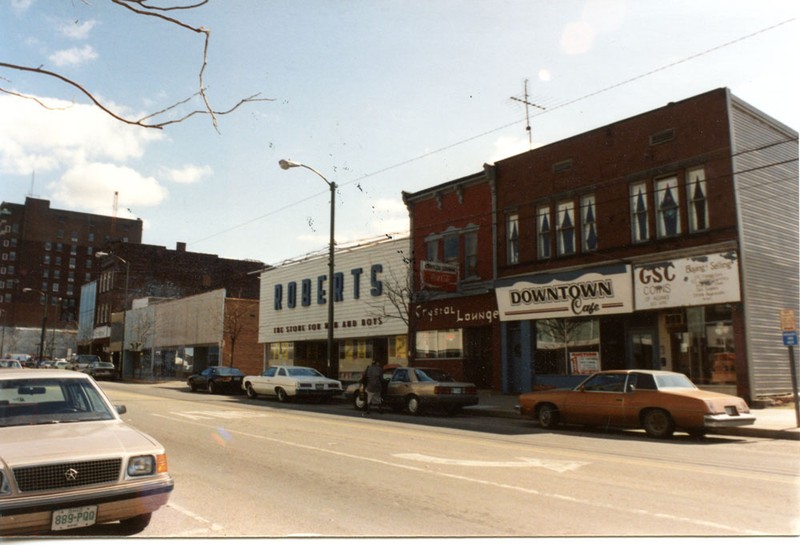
left=151, top=412, right=768, bottom=535
left=393, top=453, right=589, bottom=472
left=166, top=410, right=270, bottom=421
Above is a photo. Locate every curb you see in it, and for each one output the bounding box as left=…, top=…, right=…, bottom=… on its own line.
left=462, top=406, right=800, bottom=441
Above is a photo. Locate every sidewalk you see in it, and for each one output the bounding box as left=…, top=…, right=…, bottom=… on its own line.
left=465, top=391, right=800, bottom=441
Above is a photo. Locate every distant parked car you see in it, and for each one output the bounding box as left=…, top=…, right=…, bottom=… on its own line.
left=517, top=369, right=756, bottom=439
left=0, top=369, right=173, bottom=536
left=66, top=354, right=101, bottom=372
left=243, top=365, right=343, bottom=402
left=349, top=366, right=479, bottom=415
left=187, top=366, right=245, bottom=394
left=87, top=361, right=118, bottom=381
left=0, top=359, right=23, bottom=370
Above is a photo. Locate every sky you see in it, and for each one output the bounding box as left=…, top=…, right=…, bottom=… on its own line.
left=1, top=0, right=797, bottom=266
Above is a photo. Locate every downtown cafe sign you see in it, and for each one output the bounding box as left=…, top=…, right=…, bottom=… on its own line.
left=494, top=252, right=740, bottom=322
left=495, top=264, right=633, bottom=321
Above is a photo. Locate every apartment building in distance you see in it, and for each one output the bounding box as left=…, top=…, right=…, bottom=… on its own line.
left=0, top=197, right=142, bottom=358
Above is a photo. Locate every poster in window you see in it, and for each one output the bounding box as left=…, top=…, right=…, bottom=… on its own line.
left=570, top=352, right=600, bottom=375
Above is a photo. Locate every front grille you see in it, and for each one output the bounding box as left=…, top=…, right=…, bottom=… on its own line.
left=14, top=458, right=122, bottom=492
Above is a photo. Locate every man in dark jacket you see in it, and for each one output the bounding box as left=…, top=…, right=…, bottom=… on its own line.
left=363, top=360, right=384, bottom=415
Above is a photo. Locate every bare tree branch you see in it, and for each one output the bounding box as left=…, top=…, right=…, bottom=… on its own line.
left=0, top=0, right=271, bottom=131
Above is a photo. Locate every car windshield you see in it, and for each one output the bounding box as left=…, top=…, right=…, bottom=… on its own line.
left=0, top=377, right=115, bottom=427
left=287, top=368, right=324, bottom=377
left=654, top=374, right=697, bottom=389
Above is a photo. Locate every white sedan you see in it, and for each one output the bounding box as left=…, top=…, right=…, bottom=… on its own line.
left=243, top=366, right=342, bottom=403
left=0, top=369, right=173, bottom=536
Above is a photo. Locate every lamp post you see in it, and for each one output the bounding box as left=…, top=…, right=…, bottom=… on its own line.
left=96, top=252, right=130, bottom=379
left=22, top=288, right=47, bottom=363
left=278, top=159, right=337, bottom=378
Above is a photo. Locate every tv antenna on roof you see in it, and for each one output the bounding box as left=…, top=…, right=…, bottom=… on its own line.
left=510, top=79, right=546, bottom=150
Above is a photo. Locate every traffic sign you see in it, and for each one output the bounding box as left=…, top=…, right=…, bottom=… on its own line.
left=783, top=331, right=799, bottom=346
left=780, top=309, right=796, bottom=331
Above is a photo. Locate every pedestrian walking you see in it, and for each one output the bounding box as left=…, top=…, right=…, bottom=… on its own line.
left=363, top=360, right=384, bottom=415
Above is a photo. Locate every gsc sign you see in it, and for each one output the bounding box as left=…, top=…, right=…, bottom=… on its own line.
left=273, top=264, right=384, bottom=310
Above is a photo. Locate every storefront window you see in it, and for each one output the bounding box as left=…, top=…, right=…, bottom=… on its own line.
left=673, top=305, right=735, bottom=385
left=415, top=329, right=463, bottom=359
left=270, top=342, right=294, bottom=363
left=534, top=318, right=600, bottom=375
left=389, top=335, right=407, bottom=360
left=339, top=339, right=373, bottom=361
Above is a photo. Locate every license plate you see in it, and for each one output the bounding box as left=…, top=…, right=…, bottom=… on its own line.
left=316, top=384, right=323, bottom=390
left=452, top=388, right=462, bottom=394
left=51, top=505, right=97, bottom=531
left=725, top=406, right=740, bottom=416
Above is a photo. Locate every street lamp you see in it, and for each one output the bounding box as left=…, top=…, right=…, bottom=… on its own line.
left=279, top=159, right=337, bottom=378
left=22, top=287, right=48, bottom=362
left=96, top=252, right=130, bottom=379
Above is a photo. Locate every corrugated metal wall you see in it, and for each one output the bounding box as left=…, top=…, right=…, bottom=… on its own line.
left=730, top=93, right=799, bottom=397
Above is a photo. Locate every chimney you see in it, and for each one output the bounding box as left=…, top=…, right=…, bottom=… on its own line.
left=176, top=242, right=186, bottom=252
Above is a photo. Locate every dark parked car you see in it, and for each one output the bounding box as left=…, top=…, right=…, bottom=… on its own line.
left=187, top=366, right=245, bottom=394
left=86, top=361, right=118, bottom=381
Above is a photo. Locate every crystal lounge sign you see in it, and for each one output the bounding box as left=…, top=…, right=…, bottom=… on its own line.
left=495, top=265, right=633, bottom=321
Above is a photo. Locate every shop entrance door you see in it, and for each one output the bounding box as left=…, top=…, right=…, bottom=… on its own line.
left=627, top=329, right=658, bottom=369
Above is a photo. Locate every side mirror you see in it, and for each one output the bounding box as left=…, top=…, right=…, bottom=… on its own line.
left=115, top=404, right=127, bottom=415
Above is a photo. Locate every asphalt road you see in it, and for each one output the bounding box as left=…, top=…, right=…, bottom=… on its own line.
left=65, top=380, right=800, bottom=538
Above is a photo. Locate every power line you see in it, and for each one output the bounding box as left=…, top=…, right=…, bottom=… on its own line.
left=188, top=17, right=796, bottom=258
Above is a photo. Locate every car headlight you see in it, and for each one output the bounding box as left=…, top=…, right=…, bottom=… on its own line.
left=128, top=454, right=169, bottom=477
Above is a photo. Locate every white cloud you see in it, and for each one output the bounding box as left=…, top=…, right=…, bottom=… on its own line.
left=11, top=0, right=35, bottom=14
left=160, top=164, right=213, bottom=184
left=0, top=95, right=162, bottom=176
left=0, top=94, right=168, bottom=217
left=49, top=45, right=98, bottom=67
left=59, top=19, right=97, bottom=40
left=50, top=162, right=169, bottom=214
left=488, top=135, right=530, bottom=163
left=561, top=21, right=596, bottom=56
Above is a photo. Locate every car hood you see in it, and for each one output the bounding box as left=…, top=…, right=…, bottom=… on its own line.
left=0, top=419, right=162, bottom=467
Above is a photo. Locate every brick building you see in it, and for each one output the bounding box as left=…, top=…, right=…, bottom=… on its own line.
left=492, top=88, right=797, bottom=400
left=0, top=197, right=142, bottom=358
left=402, top=167, right=500, bottom=389
left=87, top=240, right=264, bottom=373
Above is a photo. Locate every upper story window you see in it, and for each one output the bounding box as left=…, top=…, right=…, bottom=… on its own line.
left=506, top=213, right=519, bottom=265
left=537, top=205, right=551, bottom=260
left=655, top=176, right=681, bottom=238
left=630, top=182, right=649, bottom=243
left=443, top=234, right=459, bottom=265
left=556, top=201, right=576, bottom=256
left=464, top=232, right=478, bottom=278
left=687, top=167, right=709, bottom=233
left=426, top=239, right=439, bottom=262
left=581, top=194, right=597, bottom=252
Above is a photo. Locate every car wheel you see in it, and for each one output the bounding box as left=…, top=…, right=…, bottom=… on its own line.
left=188, top=381, right=197, bottom=392
left=537, top=403, right=560, bottom=429
left=246, top=383, right=258, bottom=399
left=406, top=395, right=422, bottom=415
left=353, top=391, right=367, bottom=410
left=276, top=388, right=289, bottom=403
left=207, top=381, right=217, bottom=395
left=118, top=513, right=152, bottom=535
left=642, top=408, right=675, bottom=438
